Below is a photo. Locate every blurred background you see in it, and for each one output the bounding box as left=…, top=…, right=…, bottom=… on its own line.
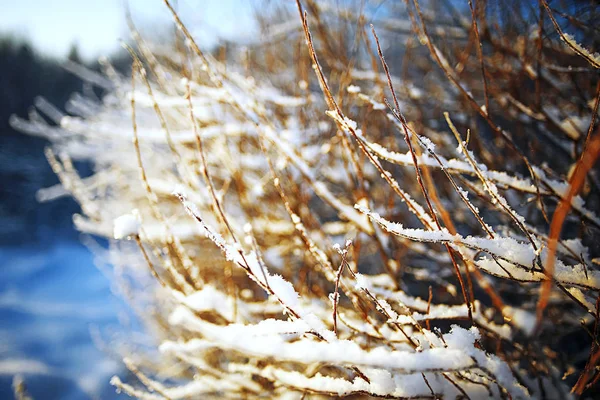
left=0, top=1, right=256, bottom=398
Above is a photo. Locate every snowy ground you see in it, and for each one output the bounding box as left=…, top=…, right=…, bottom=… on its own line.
left=0, top=243, right=125, bottom=399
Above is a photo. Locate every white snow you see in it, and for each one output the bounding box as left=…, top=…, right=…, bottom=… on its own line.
left=357, top=205, right=600, bottom=290
left=113, top=212, right=140, bottom=239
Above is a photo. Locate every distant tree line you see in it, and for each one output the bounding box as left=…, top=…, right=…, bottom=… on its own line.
left=0, top=36, right=131, bottom=245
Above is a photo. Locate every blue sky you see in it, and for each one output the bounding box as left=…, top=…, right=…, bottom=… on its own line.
left=0, top=0, right=258, bottom=60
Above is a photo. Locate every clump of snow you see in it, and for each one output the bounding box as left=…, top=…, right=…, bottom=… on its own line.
left=113, top=211, right=140, bottom=239
left=172, top=285, right=234, bottom=320
left=268, top=274, right=300, bottom=308
left=354, top=273, right=369, bottom=290
left=343, top=117, right=358, bottom=131
left=504, top=306, right=536, bottom=337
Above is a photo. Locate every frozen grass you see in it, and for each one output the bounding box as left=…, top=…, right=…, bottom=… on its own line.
left=15, top=0, right=600, bottom=398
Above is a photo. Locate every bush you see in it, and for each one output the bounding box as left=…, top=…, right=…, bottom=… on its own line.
left=19, top=0, right=600, bottom=398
